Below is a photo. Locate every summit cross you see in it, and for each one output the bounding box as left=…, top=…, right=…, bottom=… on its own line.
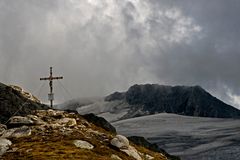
left=40, top=67, right=63, bottom=108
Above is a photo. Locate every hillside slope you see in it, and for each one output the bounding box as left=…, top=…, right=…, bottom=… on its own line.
left=0, top=109, right=169, bottom=160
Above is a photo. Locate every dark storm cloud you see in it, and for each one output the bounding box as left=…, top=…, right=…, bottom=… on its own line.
left=0, top=0, right=240, bottom=108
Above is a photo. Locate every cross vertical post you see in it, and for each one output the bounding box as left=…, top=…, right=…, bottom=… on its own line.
left=40, top=67, right=63, bottom=108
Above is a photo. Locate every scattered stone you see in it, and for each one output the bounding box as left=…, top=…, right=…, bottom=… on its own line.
left=0, top=124, right=7, bottom=136
left=57, top=118, right=77, bottom=127
left=111, top=154, right=122, bottom=160
left=27, top=115, right=45, bottom=125
left=111, top=135, right=129, bottom=149
left=111, top=135, right=142, bottom=160
left=1, top=128, right=17, bottom=138
left=7, top=116, right=34, bottom=128
left=2, top=126, right=31, bottom=138
left=73, top=140, right=94, bottom=150
left=47, top=109, right=65, bottom=117
left=11, top=126, right=31, bottom=138
left=121, top=146, right=142, bottom=160
left=0, top=138, right=12, bottom=156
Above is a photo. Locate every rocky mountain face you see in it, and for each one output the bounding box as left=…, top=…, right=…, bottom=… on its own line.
left=105, top=84, right=240, bottom=119
left=0, top=109, right=170, bottom=160
left=0, top=82, right=49, bottom=124
left=0, top=82, right=177, bottom=159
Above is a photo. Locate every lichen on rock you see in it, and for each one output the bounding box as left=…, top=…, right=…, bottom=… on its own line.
left=73, top=140, right=94, bottom=150
left=0, top=138, right=12, bottom=156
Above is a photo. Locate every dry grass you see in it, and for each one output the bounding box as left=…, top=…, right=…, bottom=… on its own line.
left=2, top=112, right=167, bottom=160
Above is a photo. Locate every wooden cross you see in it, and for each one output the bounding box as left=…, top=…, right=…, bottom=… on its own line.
left=40, top=67, right=63, bottom=108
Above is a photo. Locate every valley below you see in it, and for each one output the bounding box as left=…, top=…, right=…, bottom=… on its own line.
left=112, top=113, right=240, bottom=160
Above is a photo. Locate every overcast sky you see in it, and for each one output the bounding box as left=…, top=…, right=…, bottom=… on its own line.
left=0, top=0, right=240, bottom=108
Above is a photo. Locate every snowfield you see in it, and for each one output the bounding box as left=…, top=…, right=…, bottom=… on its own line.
left=61, top=98, right=240, bottom=160
left=112, top=113, right=240, bottom=160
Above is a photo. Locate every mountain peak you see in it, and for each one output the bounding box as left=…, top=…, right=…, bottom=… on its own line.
left=106, top=84, right=240, bottom=119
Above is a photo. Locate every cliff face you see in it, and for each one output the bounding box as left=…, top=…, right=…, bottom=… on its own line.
left=0, top=83, right=49, bottom=124
left=106, top=84, right=240, bottom=118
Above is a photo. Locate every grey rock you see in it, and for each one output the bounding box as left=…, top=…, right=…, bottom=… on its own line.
left=0, top=124, right=7, bottom=136
left=120, top=146, right=142, bottom=160
left=0, top=138, right=12, bottom=156
left=11, top=126, right=31, bottom=138
left=111, top=135, right=129, bottom=149
left=7, top=116, right=34, bottom=128
left=2, top=126, right=31, bottom=138
left=73, top=140, right=94, bottom=149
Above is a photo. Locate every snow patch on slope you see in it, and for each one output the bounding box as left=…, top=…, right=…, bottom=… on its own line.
left=77, top=100, right=131, bottom=122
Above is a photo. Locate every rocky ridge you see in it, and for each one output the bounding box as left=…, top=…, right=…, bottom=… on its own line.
left=0, top=109, right=168, bottom=160
left=105, top=84, right=240, bottom=119
left=0, top=82, right=49, bottom=124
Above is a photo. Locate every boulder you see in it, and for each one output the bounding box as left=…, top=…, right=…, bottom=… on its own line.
left=7, top=116, right=34, bottom=128
left=83, top=113, right=116, bottom=133
left=1, top=126, right=31, bottom=138
left=111, top=135, right=129, bottom=149
left=11, top=126, right=31, bottom=138
left=73, top=140, right=94, bottom=150
left=111, top=135, right=142, bottom=160
left=0, top=138, right=12, bottom=156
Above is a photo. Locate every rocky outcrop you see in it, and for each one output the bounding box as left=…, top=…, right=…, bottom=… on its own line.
left=106, top=84, right=240, bottom=118
left=0, top=82, right=49, bottom=124
left=9, top=85, right=40, bottom=103
left=83, top=113, right=116, bottom=134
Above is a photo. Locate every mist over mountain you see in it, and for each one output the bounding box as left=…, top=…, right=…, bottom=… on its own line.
left=106, top=84, right=240, bottom=119
left=72, top=84, right=240, bottom=121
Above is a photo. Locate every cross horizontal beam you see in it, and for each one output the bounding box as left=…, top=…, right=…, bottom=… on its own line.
left=40, top=76, right=63, bottom=81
